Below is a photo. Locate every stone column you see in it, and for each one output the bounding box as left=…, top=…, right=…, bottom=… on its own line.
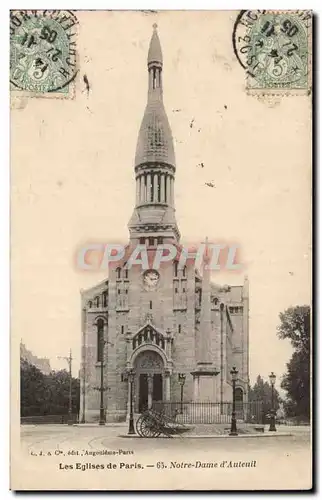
left=136, top=177, right=140, bottom=205
left=147, top=173, right=152, bottom=202
left=160, top=174, right=165, bottom=203
left=165, top=372, right=171, bottom=401
left=170, top=177, right=174, bottom=207
left=166, top=175, right=171, bottom=205
left=147, top=374, right=153, bottom=409
left=153, top=173, right=158, bottom=202
left=140, top=175, right=145, bottom=203
left=193, top=375, right=199, bottom=400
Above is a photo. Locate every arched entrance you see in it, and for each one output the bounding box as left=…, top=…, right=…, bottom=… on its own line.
left=134, top=351, right=164, bottom=412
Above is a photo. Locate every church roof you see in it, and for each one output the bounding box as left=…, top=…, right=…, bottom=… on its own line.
left=148, top=23, right=163, bottom=65
left=134, top=26, right=175, bottom=168
left=135, top=101, right=175, bottom=166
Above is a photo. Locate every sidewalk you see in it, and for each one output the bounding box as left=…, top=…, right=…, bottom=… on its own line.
left=119, top=432, right=293, bottom=439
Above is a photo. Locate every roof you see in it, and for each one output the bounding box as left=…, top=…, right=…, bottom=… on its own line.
left=148, top=24, right=163, bottom=65
left=135, top=100, right=175, bottom=166
left=135, top=26, right=175, bottom=168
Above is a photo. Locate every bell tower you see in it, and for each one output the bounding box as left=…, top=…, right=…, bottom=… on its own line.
left=128, top=24, right=180, bottom=244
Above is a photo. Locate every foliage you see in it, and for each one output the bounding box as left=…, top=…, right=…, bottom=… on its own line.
left=277, top=305, right=310, bottom=421
left=20, top=358, right=80, bottom=417
left=249, top=375, right=281, bottom=423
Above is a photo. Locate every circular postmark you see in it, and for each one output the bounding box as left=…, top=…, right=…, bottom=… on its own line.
left=10, top=10, right=78, bottom=93
left=233, top=10, right=311, bottom=89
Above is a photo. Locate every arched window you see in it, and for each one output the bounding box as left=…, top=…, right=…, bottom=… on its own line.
left=88, top=300, right=92, bottom=309
left=174, top=261, right=178, bottom=277
left=116, top=267, right=121, bottom=279
left=95, top=296, right=100, bottom=308
left=97, top=318, right=104, bottom=362
left=182, top=266, right=186, bottom=277
left=124, top=269, right=128, bottom=279
left=102, top=292, right=108, bottom=308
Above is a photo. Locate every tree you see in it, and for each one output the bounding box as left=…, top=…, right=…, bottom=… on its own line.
left=20, top=358, right=46, bottom=416
left=249, top=375, right=281, bottom=422
left=21, top=360, right=80, bottom=418
left=277, top=305, right=310, bottom=421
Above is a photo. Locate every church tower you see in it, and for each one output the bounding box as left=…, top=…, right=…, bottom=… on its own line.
left=128, top=24, right=180, bottom=243
left=80, top=25, right=250, bottom=423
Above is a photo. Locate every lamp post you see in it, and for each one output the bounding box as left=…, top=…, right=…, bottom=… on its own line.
left=58, top=350, right=73, bottom=425
left=269, top=371, right=277, bottom=432
left=178, top=373, right=186, bottom=414
left=128, top=369, right=135, bottom=435
left=98, top=339, right=105, bottom=426
left=94, top=338, right=113, bottom=426
left=122, top=369, right=136, bottom=435
left=229, top=366, right=238, bottom=436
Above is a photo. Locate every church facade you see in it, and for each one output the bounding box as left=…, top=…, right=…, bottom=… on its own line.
left=80, top=26, right=250, bottom=423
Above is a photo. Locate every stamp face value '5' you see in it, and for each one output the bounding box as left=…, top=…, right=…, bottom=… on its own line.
left=10, top=10, right=78, bottom=95
left=233, top=10, right=311, bottom=92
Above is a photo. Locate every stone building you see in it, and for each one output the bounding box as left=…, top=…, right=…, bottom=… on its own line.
left=80, top=26, right=249, bottom=423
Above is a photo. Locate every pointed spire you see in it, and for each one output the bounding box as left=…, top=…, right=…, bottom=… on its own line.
left=148, top=24, right=163, bottom=66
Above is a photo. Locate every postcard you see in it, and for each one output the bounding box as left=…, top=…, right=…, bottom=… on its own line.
left=10, top=10, right=312, bottom=491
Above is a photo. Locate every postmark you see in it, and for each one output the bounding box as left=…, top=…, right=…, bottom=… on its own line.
left=233, top=10, right=312, bottom=93
left=10, top=10, right=78, bottom=97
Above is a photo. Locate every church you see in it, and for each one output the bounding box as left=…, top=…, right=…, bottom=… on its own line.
left=80, top=26, right=250, bottom=423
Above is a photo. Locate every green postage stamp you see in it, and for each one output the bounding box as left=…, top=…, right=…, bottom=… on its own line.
left=10, top=10, right=78, bottom=97
left=233, top=10, right=312, bottom=93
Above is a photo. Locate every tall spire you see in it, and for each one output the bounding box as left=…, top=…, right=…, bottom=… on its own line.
left=134, top=25, right=174, bottom=167
left=148, top=24, right=163, bottom=67
left=128, top=25, right=180, bottom=243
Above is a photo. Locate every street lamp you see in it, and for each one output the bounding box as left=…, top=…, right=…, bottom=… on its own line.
left=269, top=371, right=277, bottom=432
left=94, top=338, right=113, bottom=426
left=122, top=369, right=136, bottom=435
left=128, top=369, right=135, bottom=435
left=178, top=373, right=186, bottom=414
left=229, top=366, right=238, bottom=436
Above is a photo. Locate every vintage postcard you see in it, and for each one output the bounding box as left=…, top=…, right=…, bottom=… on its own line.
left=11, top=10, right=312, bottom=491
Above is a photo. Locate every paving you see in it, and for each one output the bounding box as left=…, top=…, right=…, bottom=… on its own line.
left=17, top=423, right=312, bottom=491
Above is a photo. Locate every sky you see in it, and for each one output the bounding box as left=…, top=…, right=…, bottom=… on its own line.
left=11, top=11, right=311, bottom=390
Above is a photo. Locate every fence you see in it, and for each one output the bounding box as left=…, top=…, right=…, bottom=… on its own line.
left=21, top=414, right=79, bottom=425
left=152, top=401, right=264, bottom=425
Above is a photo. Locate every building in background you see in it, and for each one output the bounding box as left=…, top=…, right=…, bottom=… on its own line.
left=80, top=26, right=249, bottom=423
left=20, top=341, right=51, bottom=375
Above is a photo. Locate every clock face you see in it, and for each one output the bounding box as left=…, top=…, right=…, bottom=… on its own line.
left=143, top=270, right=160, bottom=290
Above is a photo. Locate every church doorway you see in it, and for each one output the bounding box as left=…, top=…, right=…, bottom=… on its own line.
left=139, top=374, right=148, bottom=412
left=153, top=374, right=163, bottom=402
left=138, top=373, right=163, bottom=412
left=134, top=350, right=164, bottom=413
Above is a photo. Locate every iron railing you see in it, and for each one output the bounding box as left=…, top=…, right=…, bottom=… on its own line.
left=21, top=414, right=79, bottom=425
left=152, top=401, right=264, bottom=425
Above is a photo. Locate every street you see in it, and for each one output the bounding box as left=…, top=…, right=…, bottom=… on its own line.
left=13, top=424, right=312, bottom=491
